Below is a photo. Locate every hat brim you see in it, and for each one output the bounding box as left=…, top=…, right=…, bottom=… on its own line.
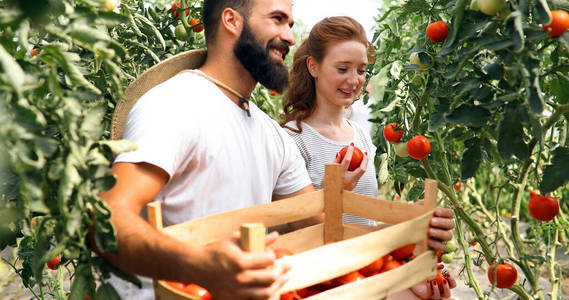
left=110, top=48, right=207, bottom=140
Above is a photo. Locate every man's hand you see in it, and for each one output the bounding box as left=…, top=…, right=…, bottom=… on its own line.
left=331, top=144, right=368, bottom=191
left=426, top=207, right=455, bottom=252
left=197, top=231, right=291, bottom=300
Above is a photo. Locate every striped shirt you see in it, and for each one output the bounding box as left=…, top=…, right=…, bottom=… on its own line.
left=284, top=120, right=378, bottom=226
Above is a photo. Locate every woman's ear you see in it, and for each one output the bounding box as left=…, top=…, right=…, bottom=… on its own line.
left=306, top=56, right=318, bottom=78
left=220, top=8, right=243, bottom=37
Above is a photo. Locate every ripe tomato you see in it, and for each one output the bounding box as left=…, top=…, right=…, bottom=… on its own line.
left=477, top=0, right=506, bottom=15
left=390, top=244, right=416, bottom=260
left=542, top=10, right=569, bottom=37
left=426, top=21, right=449, bottom=42
left=269, top=90, right=278, bottom=96
left=166, top=281, right=186, bottom=290
left=47, top=256, right=60, bottom=270
left=409, top=52, right=428, bottom=69
left=280, top=291, right=296, bottom=300
left=529, top=190, right=541, bottom=200
left=359, top=256, right=385, bottom=277
left=469, top=238, right=478, bottom=246
left=430, top=270, right=447, bottom=293
left=338, top=145, right=364, bottom=171
left=381, top=258, right=401, bottom=272
left=454, top=182, right=461, bottom=190
left=171, top=2, right=189, bottom=19
left=295, top=285, right=321, bottom=298
left=189, top=18, right=204, bottom=33
left=331, top=270, right=365, bottom=286
left=183, top=284, right=212, bottom=300
left=30, top=48, right=38, bottom=57
left=488, top=263, right=517, bottom=289
left=436, top=251, right=443, bottom=263
left=406, top=135, right=431, bottom=160
left=528, top=195, right=559, bottom=221
left=383, top=123, right=404, bottom=143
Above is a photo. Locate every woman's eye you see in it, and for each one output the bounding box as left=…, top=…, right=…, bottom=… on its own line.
left=337, top=67, right=347, bottom=72
left=358, top=69, right=366, bottom=75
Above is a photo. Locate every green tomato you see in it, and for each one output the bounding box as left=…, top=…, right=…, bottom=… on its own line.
left=394, top=142, right=409, bottom=157
left=442, top=252, right=455, bottom=263
left=409, top=52, right=428, bottom=69
left=470, top=0, right=479, bottom=10
left=175, top=24, right=188, bottom=41
left=477, top=0, right=506, bottom=16
left=445, top=240, right=457, bottom=253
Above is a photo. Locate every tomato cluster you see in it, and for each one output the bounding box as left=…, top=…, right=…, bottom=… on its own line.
left=277, top=244, right=416, bottom=299
left=383, top=123, right=431, bottom=160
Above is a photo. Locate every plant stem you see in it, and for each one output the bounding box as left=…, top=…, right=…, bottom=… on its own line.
left=434, top=131, right=452, bottom=186
left=411, top=75, right=431, bottom=132
left=548, top=228, right=560, bottom=300
left=456, top=218, right=485, bottom=298
left=510, top=284, right=532, bottom=300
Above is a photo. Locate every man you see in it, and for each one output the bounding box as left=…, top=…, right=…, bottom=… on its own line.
left=98, top=0, right=455, bottom=299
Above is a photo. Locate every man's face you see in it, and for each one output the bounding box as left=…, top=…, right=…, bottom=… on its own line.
left=233, top=0, right=295, bottom=93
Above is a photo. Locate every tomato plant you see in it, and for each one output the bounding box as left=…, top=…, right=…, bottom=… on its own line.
left=542, top=10, right=569, bottom=37
left=426, top=21, right=449, bottom=43
left=488, top=263, right=518, bottom=289
left=383, top=123, right=404, bottom=143
left=338, top=145, right=364, bottom=171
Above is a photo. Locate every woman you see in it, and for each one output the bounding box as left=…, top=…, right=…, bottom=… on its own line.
left=282, top=16, right=456, bottom=299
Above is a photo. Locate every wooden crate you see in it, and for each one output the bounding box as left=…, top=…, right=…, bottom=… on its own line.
left=149, top=164, right=438, bottom=300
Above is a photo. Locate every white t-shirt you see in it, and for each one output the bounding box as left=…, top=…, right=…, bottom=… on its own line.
left=283, top=120, right=378, bottom=226
left=110, top=71, right=311, bottom=299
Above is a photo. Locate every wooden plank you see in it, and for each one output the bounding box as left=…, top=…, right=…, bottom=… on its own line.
left=240, top=223, right=265, bottom=253
left=423, top=179, right=438, bottom=210
left=306, top=251, right=437, bottom=300
left=343, top=224, right=374, bottom=239
left=154, top=280, right=198, bottom=300
left=161, top=190, right=324, bottom=245
left=324, top=164, right=343, bottom=243
left=271, top=224, right=324, bottom=253
left=147, top=202, right=163, bottom=231
left=343, top=191, right=431, bottom=224
left=276, top=210, right=434, bottom=293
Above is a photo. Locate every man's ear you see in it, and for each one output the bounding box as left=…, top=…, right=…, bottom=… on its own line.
left=306, top=56, right=318, bottom=78
left=220, top=8, right=243, bottom=37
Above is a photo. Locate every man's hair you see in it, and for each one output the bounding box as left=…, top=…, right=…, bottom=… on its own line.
left=202, top=0, right=252, bottom=46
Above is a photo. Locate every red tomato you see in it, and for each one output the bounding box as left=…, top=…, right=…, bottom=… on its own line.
left=406, top=135, right=431, bottom=160
left=381, top=258, right=401, bottom=272
left=469, top=238, right=478, bottom=246
left=454, top=182, right=461, bottom=190
left=296, top=286, right=321, bottom=298
left=528, top=195, right=559, bottom=221
left=183, top=284, right=212, bottom=300
left=359, top=256, right=385, bottom=277
left=426, top=21, right=449, bottom=42
left=542, top=10, right=569, bottom=37
left=171, top=2, right=189, bottom=19
left=280, top=291, right=296, bottom=300
left=338, top=145, right=364, bottom=171
left=47, top=256, right=60, bottom=270
left=85, top=295, right=91, bottom=300
left=488, top=263, right=518, bottom=289
left=30, top=48, right=38, bottom=57
left=436, top=251, right=443, bottom=263
left=274, top=248, right=293, bottom=258
left=390, top=244, right=416, bottom=260
left=166, top=281, right=186, bottom=290
left=269, top=90, right=278, bottom=96
left=189, top=18, right=204, bottom=33
left=529, top=190, right=541, bottom=200
left=429, top=270, right=447, bottom=293
left=331, top=270, right=365, bottom=286
left=383, top=123, right=404, bottom=143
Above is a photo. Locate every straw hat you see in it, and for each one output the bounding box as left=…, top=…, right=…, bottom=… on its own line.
left=110, top=48, right=207, bottom=140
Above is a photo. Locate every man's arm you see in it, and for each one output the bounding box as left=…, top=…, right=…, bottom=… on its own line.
left=95, top=162, right=288, bottom=300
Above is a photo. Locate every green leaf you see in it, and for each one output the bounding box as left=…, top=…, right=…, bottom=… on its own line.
left=497, top=105, right=530, bottom=160
left=98, top=259, right=142, bottom=288
left=407, top=181, right=424, bottom=201
left=134, top=14, right=166, bottom=50
left=0, top=44, right=25, bottom=93
left=550, top=74, right=569, bottom=104
left=95, top=283, right=121, bottom=300
left=445, top=105, right=490, bottom=127
left=535, top=0, right=552, bottom=25
left=461, top=138, right=482, bottom=180
left=443, top=0, right=467, bottom=48
left=377, top=153, right=389, bottom=185
left=94, top=11, right=129, bottom=27
left=69, top=24, right=110, bottom=48
left=69, top=264, right=95, bottom=300
left=97, top=140, right=137, bottom=155
left=0, top=206, right=23, bottom=248
left=81, top=106, right=105, bottom=140
left=505, top=11, right=525, bottom=53
left=528, top=76, right=545, bottom=114
left=482, top=61, right=504, bottom=80
left=540, top=147, right=569, bottom=194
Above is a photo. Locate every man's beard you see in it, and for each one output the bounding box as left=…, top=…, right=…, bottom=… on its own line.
left=234, top=21, right=289, bottom=93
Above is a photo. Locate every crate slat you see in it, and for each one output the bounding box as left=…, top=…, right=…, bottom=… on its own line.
left=343, top=191, right=430, bottom=224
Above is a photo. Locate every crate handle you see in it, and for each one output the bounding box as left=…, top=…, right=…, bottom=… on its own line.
left=240, top=223, right=265, bottom=253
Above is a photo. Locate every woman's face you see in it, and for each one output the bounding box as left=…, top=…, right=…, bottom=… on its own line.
left=308, top=40, right=368, bottom=109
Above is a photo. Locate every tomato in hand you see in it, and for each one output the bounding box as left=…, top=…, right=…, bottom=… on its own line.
left=183, top=284, right=212, bottom=300
left=542, top=10, right=569, bottom=37
left=430, top=269, right=447, bottom=293
left=488, top=263, right=517, bottom=289
left=189, top=18, right=204, bottom=33
left=383, top=123, right=404, bottom=143
left=338, top=145, right=364, bottom=171
left=426, top=21, right=449, bottom=42
left=359, top=256, right=385, bottom=277
left=47, top=256, right=60, bottom=270
left=406, top=136, right=431, bottom=160
left=528, top=195, right=559, bottom=221
left=171, top=2, right=189, bottom=19
left=390, top=244, right=416, bottom=260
